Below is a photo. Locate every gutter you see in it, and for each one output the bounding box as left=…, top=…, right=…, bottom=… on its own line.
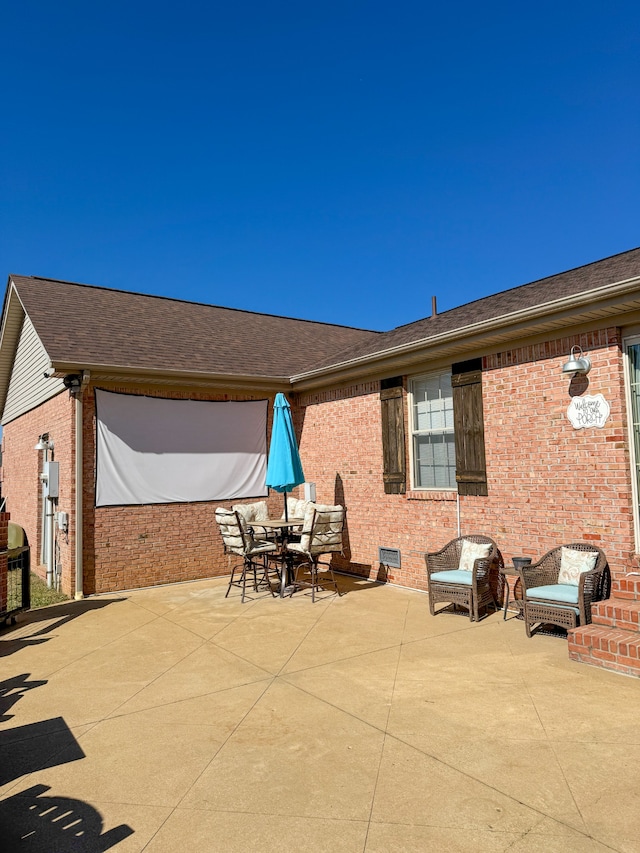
left=290, top=273, right=640, bottom=383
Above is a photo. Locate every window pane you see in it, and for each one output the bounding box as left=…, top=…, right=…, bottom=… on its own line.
left=411, top=371, right=455, bottom=490
left=412, top=374, right=454, bottom=431
left=414, top=433, right=456, bottom=489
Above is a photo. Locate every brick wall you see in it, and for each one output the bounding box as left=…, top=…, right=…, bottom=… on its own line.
left=2, top=327, right=634, bottom=598
left=2, top=383, right=287, bottom=595
left=83, top=384, right=285, bottom=594
left=2, top=391, right=76, bottom=595
left=297, top=328, right=635, bottom=589
left=483, top=329, right=632, bottom=582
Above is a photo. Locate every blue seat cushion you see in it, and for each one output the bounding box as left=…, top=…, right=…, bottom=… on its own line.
left=526, top=584, right=579, bottom=604
left=526, top=584, right=580, bottom=614
left=430, top=570, right=473, bottom=586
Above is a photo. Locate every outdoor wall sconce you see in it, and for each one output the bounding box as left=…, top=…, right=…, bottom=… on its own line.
left=34, top=433, right=54, bottom=452
left=63, top=374, right=82, bottom=392
left=561, top=345, right=591, bottom=376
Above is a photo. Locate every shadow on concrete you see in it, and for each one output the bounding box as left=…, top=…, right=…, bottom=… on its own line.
left=0, top=673, right=48, bottom=723
left=0, top=710, right=134, bottom=850
left=0, top=784, right=134, bottom=851
left=335, top=573, right=385, bottom=594
left=0, top=716, right=85, bottom=787
left=0, top=598, right=126, bottom=659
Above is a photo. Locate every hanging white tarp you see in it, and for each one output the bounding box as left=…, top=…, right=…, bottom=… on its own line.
left=95, top=390, right=268, bottom=506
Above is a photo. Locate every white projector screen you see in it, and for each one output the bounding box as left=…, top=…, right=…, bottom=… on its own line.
left=95, top=390, right=268, bottom=507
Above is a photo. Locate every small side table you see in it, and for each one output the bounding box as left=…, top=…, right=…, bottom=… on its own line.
left=499, top=565, right=524, bottom=620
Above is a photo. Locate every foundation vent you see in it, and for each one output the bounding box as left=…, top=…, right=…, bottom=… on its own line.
left=378, top=547, right=401, bottom=569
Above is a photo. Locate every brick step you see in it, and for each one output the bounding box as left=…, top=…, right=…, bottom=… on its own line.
left=591, top=598, right=640, bottom=632
left=612, top=574, right=640, bottom=599
left=569, top=625, right=640, bottom=677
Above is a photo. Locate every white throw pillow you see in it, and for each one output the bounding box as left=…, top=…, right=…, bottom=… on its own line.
left=283, top=498, right=310, bottom=520
left=458, top=539, right=492, bottom=572
left=253, top=501, right=269, bottom=521
left=558, top=547, right=598, bottom=585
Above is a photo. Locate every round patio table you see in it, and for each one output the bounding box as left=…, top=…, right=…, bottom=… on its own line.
left=499, top=565, right=525, bottom=620
left=252, top=518, right=304, bottom=597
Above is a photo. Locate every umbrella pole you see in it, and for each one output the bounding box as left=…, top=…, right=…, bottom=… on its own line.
left=284, top=492, right=288, bottom=521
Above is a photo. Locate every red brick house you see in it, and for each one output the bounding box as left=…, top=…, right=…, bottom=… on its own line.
left=3, top=248, right=640, bottom=675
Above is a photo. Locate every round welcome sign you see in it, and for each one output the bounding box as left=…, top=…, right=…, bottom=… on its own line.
left=567, top=393, right=611, bottom=429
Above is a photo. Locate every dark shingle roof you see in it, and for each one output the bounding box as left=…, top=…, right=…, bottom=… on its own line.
left=9, top=276, right=381, bottom=378
left=303, top=246, right=640, bottom=371
left=9, top=247, right=640, bottom=383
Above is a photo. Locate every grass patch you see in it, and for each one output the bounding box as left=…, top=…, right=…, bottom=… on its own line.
left=29, top=573, right=70, bottom=608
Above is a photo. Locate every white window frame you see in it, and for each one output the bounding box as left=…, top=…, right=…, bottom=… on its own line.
left=408, top=370, right=456, bottom=490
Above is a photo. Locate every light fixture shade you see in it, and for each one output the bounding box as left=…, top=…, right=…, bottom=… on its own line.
left=34, top=434, right=53, bottom=451
left=562, top=346, right=591, bottom=375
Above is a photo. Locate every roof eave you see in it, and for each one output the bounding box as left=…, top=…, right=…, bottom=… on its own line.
left=290, top=274, right=640, bottom=390
left=48, top=361, right=293, bottom=392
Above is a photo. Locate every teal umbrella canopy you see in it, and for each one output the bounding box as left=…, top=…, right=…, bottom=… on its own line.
left=266, top=394, right=305, bottom=514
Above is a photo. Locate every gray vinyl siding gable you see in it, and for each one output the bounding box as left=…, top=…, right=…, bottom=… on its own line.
left=2, top=314, right=65, bottom=424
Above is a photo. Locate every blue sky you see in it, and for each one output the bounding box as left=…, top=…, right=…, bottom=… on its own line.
left=1, top=1, right=639, bottom=330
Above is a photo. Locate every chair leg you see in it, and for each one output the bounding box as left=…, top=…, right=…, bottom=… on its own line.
left=267, top=554, right=281, bottom=585
left=324, top=561, right=340, bottom=596
left=312, top=558, right=340, bottom=601
left=248, top=557, right=275, bottom=601
left=262, top=555, right=277, bottom=598
left=291, top=558, right=339, bottom=601
left=474, top=585, right=498, bottom=622
left=291, top=560, right=307, bottom=596
left=241, top=561, right=251, bottom=603
left=228, top=556, right=275, bottom=603
left=225, top=562, right=243, bottom=598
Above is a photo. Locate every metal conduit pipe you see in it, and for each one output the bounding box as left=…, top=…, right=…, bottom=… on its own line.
left=46, top=500, right=55, bottom=588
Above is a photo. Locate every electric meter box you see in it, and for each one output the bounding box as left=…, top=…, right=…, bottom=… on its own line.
left=44, top=461, right=59, bottom=499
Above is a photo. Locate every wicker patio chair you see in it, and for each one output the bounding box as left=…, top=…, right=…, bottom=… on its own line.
left=215, top=508, right=280, bottom=602
left=286, top=504, right=345, bottom=602
left=518, top=542, right=609, bottom=638
left=425, top=535, right=499, bottom=621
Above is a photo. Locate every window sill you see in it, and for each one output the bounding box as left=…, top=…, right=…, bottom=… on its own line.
left=407, top=490, right=457, bottom=501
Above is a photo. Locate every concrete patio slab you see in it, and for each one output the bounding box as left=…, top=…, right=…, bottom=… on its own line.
left=1, top=574, right=639, bottom=851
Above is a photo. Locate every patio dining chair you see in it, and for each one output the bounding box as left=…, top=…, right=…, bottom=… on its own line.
left=215, top=508, right=280, bottom=602
left=518, top=543, right=609, bottom=637
left=425, top=535, right=499, bottom=621
left=232, top=500, right=276, bottom=540
left=286, top=504, right=345, bottom=601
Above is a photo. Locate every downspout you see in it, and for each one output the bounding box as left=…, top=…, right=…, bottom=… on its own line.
left=74, top=371, right=90, bottom=600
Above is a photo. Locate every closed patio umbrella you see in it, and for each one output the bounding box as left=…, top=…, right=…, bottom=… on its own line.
left=265, top=393, right=305, bottom=520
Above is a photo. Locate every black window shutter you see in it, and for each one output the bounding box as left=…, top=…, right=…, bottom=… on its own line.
left=452, top=367, right=488, bottom=496
left=380, top=382, right=406, bottom=494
